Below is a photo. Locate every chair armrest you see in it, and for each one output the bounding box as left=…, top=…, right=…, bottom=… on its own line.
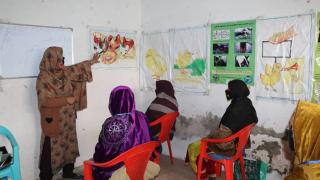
left=149, top=118, right=162, bottom=126
left=84, top=154, right=125, bottom=168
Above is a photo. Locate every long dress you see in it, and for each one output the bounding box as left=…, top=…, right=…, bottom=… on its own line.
left=36, top=47, right=93, bottom=174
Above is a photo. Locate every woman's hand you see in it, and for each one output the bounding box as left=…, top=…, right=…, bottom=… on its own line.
left=90, top=53, right=99, bottom=65
left=66, top=96, right=76, bottom=105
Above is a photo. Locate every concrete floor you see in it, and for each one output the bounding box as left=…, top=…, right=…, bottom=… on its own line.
left=52, top=154, right=225, bottom=180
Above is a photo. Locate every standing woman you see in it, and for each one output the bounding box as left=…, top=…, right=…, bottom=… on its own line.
left=36, top=46, right=99, bottom=180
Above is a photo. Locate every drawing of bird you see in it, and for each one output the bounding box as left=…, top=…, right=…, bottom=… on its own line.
left=260, top=63, right=282, bottom=91
left=145, top=49, right=167, bottom=80
left=176, top=51, right=192, bottom=74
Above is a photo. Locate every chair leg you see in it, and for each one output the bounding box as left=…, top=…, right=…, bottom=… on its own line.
left=167, top=140, right=174, bottom=164
left=239, top=156, right=246, bottom=180
left=196, top=156, right=204, bottom=180
left=224, top=161, right=234, bottom=180
left=83, top=163, right=93, bottom=180
left=215, top=162, right=222, bottom=177
left=153, top=151, right=160, bottom=164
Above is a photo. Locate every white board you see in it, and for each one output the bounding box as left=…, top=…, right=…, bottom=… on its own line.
left=0, top=23, right=73, bottom=78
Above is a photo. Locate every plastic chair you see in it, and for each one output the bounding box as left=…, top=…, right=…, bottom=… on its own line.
left=196, top=123, right=255, bottom=180
left=149, top=111, right=179, bottom=164
left=83, top=141, right=160, bottom=180
left=0, top=126, right=21, bottom=180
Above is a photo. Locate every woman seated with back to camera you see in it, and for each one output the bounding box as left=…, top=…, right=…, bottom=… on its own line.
left=186, top=79, right=258, bottom=179
left=145, top=80, right=179, bottom=153
left=93, top=86, right=159, bottom=180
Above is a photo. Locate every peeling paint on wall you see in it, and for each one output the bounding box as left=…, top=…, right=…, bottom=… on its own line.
left=175, top=112, right=220, bottom=140
left=175, top=113, right=291, bottom=176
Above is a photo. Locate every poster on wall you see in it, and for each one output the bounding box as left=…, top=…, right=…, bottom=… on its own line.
left=256, top=14, right=313, bottom=100
left=89, top=27, right=137, bottom=68
left=210, top=20, right=256, bottom=85
left=312, top=12, right=320, bottom=103
left=172, top=26, right=209, bottom=93
left=140, top=31, right=170, bottom=89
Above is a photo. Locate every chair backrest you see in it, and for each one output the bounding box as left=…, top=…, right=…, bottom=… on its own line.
left=0, top=126, right=21, bottom=180
left=152, top=112, right=179, bottom=142
left=0, top=126, right=18, bottom=150
left=85, top=141, right=159, bottom=180
left=232, top=123, right=255, bottom=160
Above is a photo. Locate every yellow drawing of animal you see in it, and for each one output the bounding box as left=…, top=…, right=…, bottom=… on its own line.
left=176, top=51, right=192, bottom=74
left=145, top=49, right=167, bottom=80
left=260, top=63, right=282, bottom=91
left=268, top=25, right=297, bottom=44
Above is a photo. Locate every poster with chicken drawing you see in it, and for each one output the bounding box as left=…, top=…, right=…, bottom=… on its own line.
left=89, top=27, right=137, bottom=68
left=172, top=26, right=209, bottom=93
left=256, top=14, right=313, bottom=100
left=140, top=31, right=170, bottom=90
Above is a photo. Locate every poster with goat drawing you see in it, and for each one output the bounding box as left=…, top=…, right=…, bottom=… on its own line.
left=256, top=14, right=313, bottom=100
left=89, top=27, right=137, bottom=68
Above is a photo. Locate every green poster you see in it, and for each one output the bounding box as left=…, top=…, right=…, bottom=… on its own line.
left=312, top=12, right=320, bottom=103
left=210, top=20, right=256, bottom=85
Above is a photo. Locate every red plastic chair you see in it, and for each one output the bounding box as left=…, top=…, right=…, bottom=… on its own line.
left=196, top=123, right=255, bottom=180
left=83, top=141, right=160, bottom=180
left=149, top=111, right=179, bottom=164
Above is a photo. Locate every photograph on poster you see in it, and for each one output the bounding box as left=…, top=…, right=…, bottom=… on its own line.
left=235, top=27, right=252, bottom=40
left=235, top=42, right=252, bottom=53
left=214, top=55, right=227, bottom=66
left=213, top=43, right=229, bottom=54
left=235, top=55, right=250, bottom=67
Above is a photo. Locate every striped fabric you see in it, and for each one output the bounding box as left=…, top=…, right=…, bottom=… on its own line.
left=145, top=92, right=178, bottom=138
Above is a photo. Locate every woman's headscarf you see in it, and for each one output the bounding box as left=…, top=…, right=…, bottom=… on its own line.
left=108, top=86, right=135, bottom=116
left=226, top=79, right=250, bottom=100
left=39, top=46, right=64, bottom=74
left=155, top=80, right=175, bottom=98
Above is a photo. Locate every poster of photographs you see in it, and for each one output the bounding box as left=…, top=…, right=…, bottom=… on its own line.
left=140, top=31, right=170, bottom=90
left=89, top=27, right=137, bottom=68
left=210, top=20, right=256, bottom=85
left=256, top=14, right=313, bottom=100
left=312, top=12, right=320, bottom=103
left=172, top=26, right=209, bottom=93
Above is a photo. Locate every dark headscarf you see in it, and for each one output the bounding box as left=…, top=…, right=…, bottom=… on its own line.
left=220, top=79, right=258, bottom=133
left=155, top=80, right=175, bottom=98
left=225, top=79, right=250, bottom=100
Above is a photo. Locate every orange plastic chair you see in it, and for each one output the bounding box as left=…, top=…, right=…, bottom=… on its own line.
left=83, top=141, right=160, bottom=180
left=196, top=123, right=255, bottom=180
left=149, top=111, right=179, bottom=164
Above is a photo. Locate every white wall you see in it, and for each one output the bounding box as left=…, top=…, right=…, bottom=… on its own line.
left=140, top=0, right=320, bottom=179
left=0, top=0, right=141, bottom=179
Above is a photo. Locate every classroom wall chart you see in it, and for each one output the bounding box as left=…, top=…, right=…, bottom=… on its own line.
left=256, top=14, right=313, bottom=100
left=210, top=20, right=256, bottom=86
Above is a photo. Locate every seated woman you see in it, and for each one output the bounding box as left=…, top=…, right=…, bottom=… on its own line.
left=93, top=86, right=155, bottom=179
left=145, top=80, right=179, bottom=152
left=186, top=79, right=258, bottom=179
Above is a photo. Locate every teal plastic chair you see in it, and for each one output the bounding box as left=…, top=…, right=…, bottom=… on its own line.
left=0, top=126, right=21, bottom=180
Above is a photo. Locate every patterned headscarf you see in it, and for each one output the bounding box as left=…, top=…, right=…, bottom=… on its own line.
left=39, top=46, right=64, bottom=73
